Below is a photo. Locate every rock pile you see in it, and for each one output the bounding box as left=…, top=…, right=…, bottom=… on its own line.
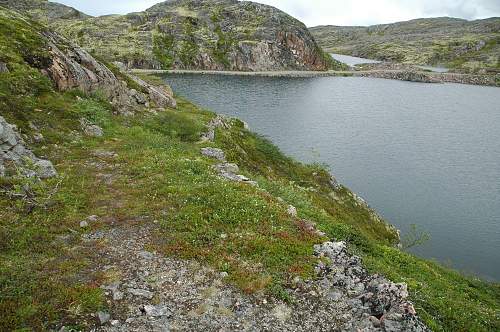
left=312, top=241, right=428, bottom=331
left=0, top=116, right=56, bottom=179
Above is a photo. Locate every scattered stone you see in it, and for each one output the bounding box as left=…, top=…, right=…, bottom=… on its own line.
left=127, top=288, right=154, bottom=299
left=33, top=133, right=44, bottom=143
left=0, top=62, right=8, bottom=73
left=220, top=272, right=229, bottom=278
left=80, top=215, right=99, bottom=228
left=92, top=150, right=118, bottom=158
left=80, top=119, right=103, bottom=137
left=212, top=162, right=258, bottom=186
left=138, top=251, right=154, bottom=260
left=85, top=224, right=429, bottom=332
left=272, top=304, right=292, bottom=322
left=113, top=290, right=124, bottom=301
left=200, top=115, right=232, bottom=142
left=201, top=147, right=226, bottom=161
left=143, top=304, right=171, bottom=317
left=110, top=320, right=121, bottom=327
left=87, top=215, right=99, bottom=222
left=97, top=311, right=111, bottom=325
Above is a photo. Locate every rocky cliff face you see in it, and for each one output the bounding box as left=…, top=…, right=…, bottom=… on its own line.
left=7, top=0, right=343, bottom=71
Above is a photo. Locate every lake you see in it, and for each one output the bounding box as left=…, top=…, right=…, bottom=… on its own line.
left=163, top=74, right=500, bottom=281
left=331, top=53, right=449, bottom=73
left=331, top=53, right=380, bottom=66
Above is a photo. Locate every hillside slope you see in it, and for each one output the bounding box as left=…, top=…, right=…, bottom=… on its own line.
left=0, top=6, right=499, bottom=332
left=310, top=17, right=500, bottom=73
left=1, top=0, right=342, bottom=71
left=0, top=0, right=89, bottom=22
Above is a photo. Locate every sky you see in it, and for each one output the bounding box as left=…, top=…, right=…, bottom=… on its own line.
left=52, top=0, right=500, bottom=26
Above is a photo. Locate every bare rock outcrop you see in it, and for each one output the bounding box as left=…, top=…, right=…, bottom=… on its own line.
left=127, top=74, right=177, bottom=109
left=0, top=116, right=56, bottom=179
left=41, top=32, right=149, bottom=114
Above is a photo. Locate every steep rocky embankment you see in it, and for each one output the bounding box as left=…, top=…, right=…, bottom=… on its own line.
left=2, top=0, right=342, bottom=71
left=310, top=17, right=500, bottom=73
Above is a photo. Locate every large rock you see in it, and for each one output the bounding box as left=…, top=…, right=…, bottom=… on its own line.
left=128, top=74, right=177, bottom=108
left=41, top=32, right=148, bottom=114
left=0, top=116, right=56, bottom=178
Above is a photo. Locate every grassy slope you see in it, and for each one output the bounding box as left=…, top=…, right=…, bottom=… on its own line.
left=0, top=8, right=499, bottom=331
left=310, top=17, right=500, bottom=73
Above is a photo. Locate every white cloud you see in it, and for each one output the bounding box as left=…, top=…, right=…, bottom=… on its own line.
left=52, top=0, right=500, bottom=26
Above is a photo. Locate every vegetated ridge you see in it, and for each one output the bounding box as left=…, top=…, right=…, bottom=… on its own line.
left=1, top=0, right=343, bottom=71
left=1, top=5, right=499, bottom=331
left=310, top=17, right=500, bottom=73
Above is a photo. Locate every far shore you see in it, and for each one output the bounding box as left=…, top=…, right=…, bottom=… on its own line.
left=131, top=69, right=499, bottom=87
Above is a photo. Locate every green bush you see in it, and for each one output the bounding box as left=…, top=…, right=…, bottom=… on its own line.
left=144, top=110, right=204, bottom=142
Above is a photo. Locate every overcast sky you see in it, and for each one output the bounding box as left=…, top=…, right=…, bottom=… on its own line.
left=53, top=0, right=500, bottom=26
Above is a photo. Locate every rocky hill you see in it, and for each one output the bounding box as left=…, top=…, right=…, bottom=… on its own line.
left=0, top=5, right=499, bottom=332
left=0, top=0, right=89, bottom=22
left=1, top=0, right=342, bottom=71
left=310, top=17, right=500, bottom=73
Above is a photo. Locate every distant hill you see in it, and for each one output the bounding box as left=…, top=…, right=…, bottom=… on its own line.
left=310, top=17, right=500, bottom=73
left=0, top=0, right=342, bottom=71
left=0, top=0, right=89, bottom=21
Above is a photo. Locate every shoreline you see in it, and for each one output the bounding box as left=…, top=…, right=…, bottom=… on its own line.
left=131, top=68, right=499, bottom=87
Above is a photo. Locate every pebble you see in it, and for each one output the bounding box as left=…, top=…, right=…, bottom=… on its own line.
left=97, top=311, right=111, bottom=325
left=127, top=288, right=154, bottom=299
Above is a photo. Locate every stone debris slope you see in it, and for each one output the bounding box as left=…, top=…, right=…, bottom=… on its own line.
left=74, top=223, right=427, bottom=331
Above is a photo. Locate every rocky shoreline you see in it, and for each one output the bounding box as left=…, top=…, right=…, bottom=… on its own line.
left=132, top=69, right=499, bottom=87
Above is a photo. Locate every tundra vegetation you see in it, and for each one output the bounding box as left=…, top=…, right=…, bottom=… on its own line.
left=0, top=4, right=499, bottom=332
left=310, top=17, right=500, bottom=73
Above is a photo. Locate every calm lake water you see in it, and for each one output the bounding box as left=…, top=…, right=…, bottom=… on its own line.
left=331, top=53, right=449, bottom=73
left=331, top=53, right=380, bottom=66
left=163, top=74, right=500, bottom=281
